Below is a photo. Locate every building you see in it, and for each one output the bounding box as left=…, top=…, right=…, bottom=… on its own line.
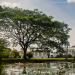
left=67, top=46, right=75, bottom=57
left=32, top=48, right=57, bottom=58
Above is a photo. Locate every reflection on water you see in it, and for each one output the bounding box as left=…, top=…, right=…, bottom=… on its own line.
left=0, top=62, right=6, bottom=75
left=1, top=62, right=75, bottom=75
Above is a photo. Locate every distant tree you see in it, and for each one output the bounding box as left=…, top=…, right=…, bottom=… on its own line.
left=0, top=38, right=8, bottom=58
left=10, top=50, right=19, bottom=58
left=0, top=6, right=3, bottom=12
left=0, top=6, right=71, bottom=59
left=2, top=48, right=11, bottom=58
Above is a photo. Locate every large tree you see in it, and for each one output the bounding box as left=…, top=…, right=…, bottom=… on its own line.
left=0, top=6, right=71, bottom=59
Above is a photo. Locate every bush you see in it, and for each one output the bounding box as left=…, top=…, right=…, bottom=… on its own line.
left=56, top=54, right=72, bottom=58
left=56, top=54, right=63, bottom=58
left=67, top=54, right=72, bottom=58
left=26, top=52, right=33, bottom=59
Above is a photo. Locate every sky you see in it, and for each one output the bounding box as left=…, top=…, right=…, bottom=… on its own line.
left=0, top=0, right=75, bottom=46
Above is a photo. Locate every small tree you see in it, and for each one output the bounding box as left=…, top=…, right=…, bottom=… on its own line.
left=0, top=38, right=8, bottom=58
left=2, top=48, right=11, bottom=58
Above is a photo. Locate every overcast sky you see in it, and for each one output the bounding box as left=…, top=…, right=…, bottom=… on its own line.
left=0, top=0, right=75, bottom=46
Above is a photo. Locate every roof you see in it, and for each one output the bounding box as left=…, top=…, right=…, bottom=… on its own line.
left=32, top=50, right=52, bottom=52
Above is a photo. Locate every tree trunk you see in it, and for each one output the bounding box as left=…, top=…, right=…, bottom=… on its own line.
left=23, top=43, right=28, bottom=60
left=23, top=49, right=27, bottom=60
left=47, top=51, right=50, bottom=58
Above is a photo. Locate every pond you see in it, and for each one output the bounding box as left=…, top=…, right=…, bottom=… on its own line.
left=0, top=62, right=75, bottom=75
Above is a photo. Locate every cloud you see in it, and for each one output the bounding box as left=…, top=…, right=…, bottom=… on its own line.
left=0, top=0, right=22, bottom=8
left=0, top=2, right=19, bottom=8
left=0, top=0, right=37, bottom=10
left=67, top=0, right=75, bottom=3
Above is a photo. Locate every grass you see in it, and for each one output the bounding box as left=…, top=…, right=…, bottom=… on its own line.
left=31, top=58, right=74, bottom=60
left=1, top=58, right=74, bottom=63
left=30, top=58, right=74, bottom=62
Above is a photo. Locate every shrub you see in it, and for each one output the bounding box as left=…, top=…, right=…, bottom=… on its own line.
left=26, top=52, right=33, bottom=59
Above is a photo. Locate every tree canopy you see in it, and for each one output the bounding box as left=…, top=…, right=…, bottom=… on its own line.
left=0, top=6, right=71, bottom=59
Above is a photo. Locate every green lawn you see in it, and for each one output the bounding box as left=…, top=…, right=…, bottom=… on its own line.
left=30, top=58, right=74, bottom=62
left=1, top=58, right=74, bottom=63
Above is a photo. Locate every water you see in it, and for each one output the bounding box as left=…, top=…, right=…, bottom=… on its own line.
left=0, top=62, right=75, bottom=75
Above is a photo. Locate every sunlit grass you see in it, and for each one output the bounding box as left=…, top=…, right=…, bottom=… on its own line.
left=1, top=58, right=74, bottom=63
left=31, top=58, right=74, bottom=61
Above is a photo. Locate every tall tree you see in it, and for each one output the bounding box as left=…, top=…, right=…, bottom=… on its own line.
left=0, top=6, right=71, bottom=59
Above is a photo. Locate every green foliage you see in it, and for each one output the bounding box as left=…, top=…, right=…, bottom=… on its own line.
left=10, top=50, right=19, bottom=58
left=2, top=48, right=11, bottom=58
left=0, top=39, right=7, bottom=49
left=0, top=38, right=9, bottom=58
left=26, top=52, right=33, bottom=59
left=63, top=54, right=72, bottom=58
left=0, top=6, right=3, bottom=12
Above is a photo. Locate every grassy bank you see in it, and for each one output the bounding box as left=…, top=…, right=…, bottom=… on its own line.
left=1, top=58, right=75, bottom=63
left=30, top=58, right=74, bottom=63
